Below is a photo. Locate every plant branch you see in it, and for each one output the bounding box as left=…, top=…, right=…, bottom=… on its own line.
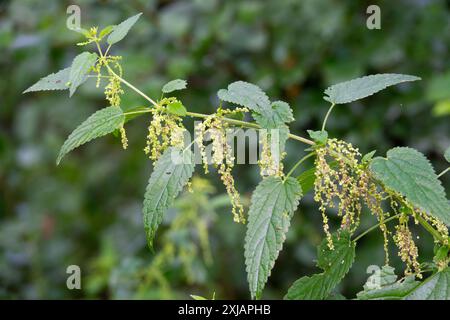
left=106, top=64, right=315, bottom=146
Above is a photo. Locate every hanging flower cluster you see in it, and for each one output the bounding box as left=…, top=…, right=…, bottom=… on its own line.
left=314, top=139, right=366, bottom=248
left=393, top=215, right=421, bottom=277
left=195, top=108, right=248, bottom=224
left=144, top=98, right=186, bottom=161
left=313, top=138, right=449, bottom=276
left=258, top=130, right=286, bottom=177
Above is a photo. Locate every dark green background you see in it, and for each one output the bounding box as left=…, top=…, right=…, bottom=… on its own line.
left=0, top=0, right=449, bottom=299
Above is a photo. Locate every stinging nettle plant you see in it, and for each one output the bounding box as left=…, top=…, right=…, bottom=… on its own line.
left=24, top=13, right=450, bottom=300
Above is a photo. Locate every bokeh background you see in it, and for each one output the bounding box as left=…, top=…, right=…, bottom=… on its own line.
left=0, top=0, right=449, bottom=299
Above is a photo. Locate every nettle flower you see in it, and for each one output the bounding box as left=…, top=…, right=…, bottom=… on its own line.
left=394, top=217, right=421, bottom=277
left=258, top=130, right=285, bottom=178
left=195, top=108, right=247, bottom=224
left=144, top=100, right=186, bottom=161
left=314, top=139, right=365, bottom=248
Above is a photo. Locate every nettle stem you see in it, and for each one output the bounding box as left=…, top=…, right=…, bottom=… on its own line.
left=105, top=61, right=314, bottom=146
left=285, top=152, right=315, bottom=179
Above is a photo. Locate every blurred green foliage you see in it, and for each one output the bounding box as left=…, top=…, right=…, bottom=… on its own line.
left=0, top=0, right=449, bottom=299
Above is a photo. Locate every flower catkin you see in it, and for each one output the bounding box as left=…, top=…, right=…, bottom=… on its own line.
left=195, top=108, right=247, bottom=224
left=314, top=139, right=364, bottom=248
left=258, top=130, right=285, bottom=177
left=144, top=99, right=186, bottom=161
left=393, top=217, right=421, bottom=277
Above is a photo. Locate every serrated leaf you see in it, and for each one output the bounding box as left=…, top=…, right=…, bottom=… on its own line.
left=357, top=275, right=420, bottom=300
left=107, top=13, right=142, bottom=45
left=143, top=147, right=195, bottom=250
left=405, top=268, right=450, bottom=300
left=69, top=52, right=98, bottom=97
left=244, top=176, right=302, bottom=299
left=166, top=101, right=187, bottom=116
left=362, top=266, right=398, bottom=291
left=357, top=268, right=450, bottom=300
left=23, top=68, right=72, bottom=93
left=285, top=231, right=355, bottom=300
left=324, top=74, right=421, bottom=104
left=370, top=147, right=450, bottom=225
left=218, top=81, right=271, bottom=116
left=57, top=106, right=124, bottom=164
left=307, top=130, right=328, bottom=145
left=253, top=101, right=294, bottom=157
left=162, top=79, right=188, bottom=93
left=445, top=146, right=450, bottom=163
left=253, top=101, right=294, bottom=127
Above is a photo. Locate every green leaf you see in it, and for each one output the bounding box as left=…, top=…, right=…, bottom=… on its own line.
left=253, top=101, right=294, bottom=127
left=307, top=130, right=328, bottom=145
left=143, top=147, right=195, bottom=250
left=405, top=268, right=450, bottom=300
left=362, top=150, right=377, bottom=163
left=324, top=74, right=421, bottom=104
left=357, top=275, right=420, bottom=300
left=99, top=25, right=115, bottom=39
left=445, top=146, right=450, bottom=163
left=285, top=231, right=355, bottom=300
left=57, top=106, right=124, bottom=164
left=370, top=147, right=450, bottom=225
left=357, top=267, right=450, bottom=300
left=218, top=81, right=271, bottom=116
left=362, top=266, right=398, bottom=291
left=69, top=52, right=98, bottom=97
left=244, top=176, right=302, bottom=299
left=107, top=13, right=143, bottom=45
left=162, top=79, right=188, bottom=93
left=166, top=101, right=187, bottom=116
left=23, top=68, right=72, bottom=93
left=190, top=295, right=207, bottom=300
left=253, top=101, right=294, bottom=157
left=297, top=166, right=316, bottom=194
left=218, top=83, right=294, bottom=156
